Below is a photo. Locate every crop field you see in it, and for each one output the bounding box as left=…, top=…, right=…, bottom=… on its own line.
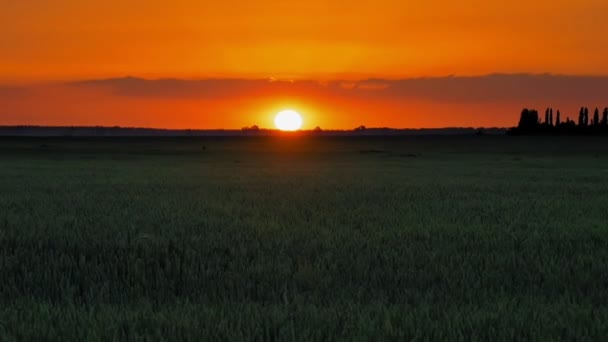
left=1, top=135, right=608, bottom=340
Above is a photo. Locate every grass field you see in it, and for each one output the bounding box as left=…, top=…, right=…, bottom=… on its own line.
left=1, top=135, right=608, bottom=340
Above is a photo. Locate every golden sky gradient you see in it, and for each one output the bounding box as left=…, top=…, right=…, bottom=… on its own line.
left=1, top=0, right=608, bottom=128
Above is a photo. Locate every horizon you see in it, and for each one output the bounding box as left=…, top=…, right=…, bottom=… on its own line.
left=0, top=124, right=510, bottom=131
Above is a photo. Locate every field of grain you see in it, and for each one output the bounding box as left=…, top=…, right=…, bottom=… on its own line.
left=1, top=136, right=608, bottom=340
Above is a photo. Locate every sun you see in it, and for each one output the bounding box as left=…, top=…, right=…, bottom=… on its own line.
left=274, top=110, right=303, bottom=131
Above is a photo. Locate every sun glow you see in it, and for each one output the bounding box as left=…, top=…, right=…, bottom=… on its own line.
left=274, top=110, right=303, bottom=131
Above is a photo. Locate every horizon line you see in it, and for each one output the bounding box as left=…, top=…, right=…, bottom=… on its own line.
left=0, top=125, right=510, bottom=131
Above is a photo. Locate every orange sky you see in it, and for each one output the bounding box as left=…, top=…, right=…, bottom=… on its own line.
left=1, top=0, right=608, bottom=128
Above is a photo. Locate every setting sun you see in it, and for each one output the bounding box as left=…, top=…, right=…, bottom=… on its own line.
left=274, top=110, right=303, bottom=131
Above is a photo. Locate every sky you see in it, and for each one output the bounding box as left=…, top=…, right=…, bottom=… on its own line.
left=1, top=0, right=608, bottom=129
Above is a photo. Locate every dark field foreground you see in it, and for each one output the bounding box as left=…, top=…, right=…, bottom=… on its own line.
left=1, top=136, right=608, bottom=340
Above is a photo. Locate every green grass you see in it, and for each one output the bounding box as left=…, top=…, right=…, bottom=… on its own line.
left=1, top=136, right=608, bottom=340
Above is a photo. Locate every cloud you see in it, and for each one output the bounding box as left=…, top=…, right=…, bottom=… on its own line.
left=0, top=86, right=27, bottom=98
left=69, top=74, right=608, bottom=104
left=71, top=77, right=321, bottom=99
left=366, top=74, right=608, bottom=103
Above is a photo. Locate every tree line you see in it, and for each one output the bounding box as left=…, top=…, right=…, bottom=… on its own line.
left=508, top=107, right=608, bottom=135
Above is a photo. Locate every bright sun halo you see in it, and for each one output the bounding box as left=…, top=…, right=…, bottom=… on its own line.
left=274, top=110, right=303, bottom=131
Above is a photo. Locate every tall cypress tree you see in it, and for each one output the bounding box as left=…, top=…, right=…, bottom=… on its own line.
left=556, top=110, right=561, bottom=126
left=594, top=108, right=600, bottom=126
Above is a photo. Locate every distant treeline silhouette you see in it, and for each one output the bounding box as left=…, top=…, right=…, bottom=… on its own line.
left=508, top=107, right=608, bottom=135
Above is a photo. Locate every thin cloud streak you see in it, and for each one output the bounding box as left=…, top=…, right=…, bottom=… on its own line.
left=71, top=74, right=608, bottom=103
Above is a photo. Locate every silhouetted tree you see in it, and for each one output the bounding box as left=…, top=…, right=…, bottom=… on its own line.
left=354, top=125, right=367, bottom=131
left=562, top=116, right=577, bottom=132
left=512, top=106, right=608, bottom=135
left=517, top=108, right=540, bottom=131
left=242, top=125, right=260, bottom=131
left=593, top=108, right=600, bottom=126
